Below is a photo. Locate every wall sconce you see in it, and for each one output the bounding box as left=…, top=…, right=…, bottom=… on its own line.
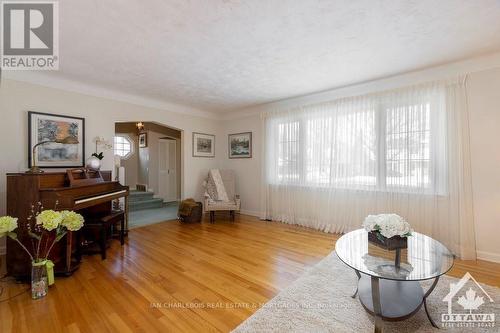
left=136, top=122, right=145, bottom=132
left=27, top=136, right=79, bottom=173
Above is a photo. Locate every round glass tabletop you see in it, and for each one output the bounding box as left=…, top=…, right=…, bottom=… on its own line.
left=335, top=229, right=454, bottom=281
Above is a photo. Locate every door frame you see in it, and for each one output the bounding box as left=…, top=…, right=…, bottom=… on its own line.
left=158, top=137, right=179, bottom=202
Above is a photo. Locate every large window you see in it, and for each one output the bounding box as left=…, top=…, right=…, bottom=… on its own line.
left=114, top=135, right=133, bottom=159
left=268, top=91, right=444, bottom=194
left=385, top=103, right=431, bottom=189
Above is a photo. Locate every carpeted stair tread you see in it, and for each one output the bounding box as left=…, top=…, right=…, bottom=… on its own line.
left=129, top=190, right=156, bottom=202
left=129, top=197, right=164, bottom=211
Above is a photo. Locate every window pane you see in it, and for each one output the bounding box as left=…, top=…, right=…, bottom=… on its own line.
left=386, top=103, right=431, bottom=189
left=305, top=117, right=332, bottom=185
left=277, top=121, right=299, bottom=182
left=114, top=136, right=132, bottom=158
left=331, top=110, right=377, bottom=187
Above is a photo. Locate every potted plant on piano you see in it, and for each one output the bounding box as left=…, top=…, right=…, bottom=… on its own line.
left=87, top=136, right=112, bottom=170
left=0, top=202, right=84, bottom=299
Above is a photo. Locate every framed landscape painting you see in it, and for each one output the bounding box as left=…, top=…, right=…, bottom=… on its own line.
left=228, top=132, right=252, bottom=158
left=28, top=111, right=85, bottom=168
left=193, top=132, right=215, bottom=157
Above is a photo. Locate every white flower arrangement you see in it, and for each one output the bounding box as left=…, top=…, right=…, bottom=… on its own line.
left=92, top=136, right=112, bottom=160
left=362, top=214, right=412, bottom=239
left=93, top=136, right=112, bottom=150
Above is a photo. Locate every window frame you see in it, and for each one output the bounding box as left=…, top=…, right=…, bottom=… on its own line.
left=269, top=97, right=442, bottom=195
left=114, top=134, right=134, bottom=160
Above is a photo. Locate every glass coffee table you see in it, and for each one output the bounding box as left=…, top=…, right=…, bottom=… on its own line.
left=335, top=229, right=454, bottom=333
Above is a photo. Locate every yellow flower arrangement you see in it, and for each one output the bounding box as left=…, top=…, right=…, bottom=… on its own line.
left=61, top=211, right=84, bottom=231
left=1, top=206, right=85, bottom=296
left=35, top=210, right=63, bottom=231
left=0, top=216, right=18, bottom=237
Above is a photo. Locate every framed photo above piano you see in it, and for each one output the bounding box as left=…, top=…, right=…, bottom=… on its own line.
left=28, top=111, right=85, bottom=168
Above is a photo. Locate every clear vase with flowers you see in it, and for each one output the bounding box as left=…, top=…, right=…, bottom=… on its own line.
left=0, top=202, right=84, bottom=299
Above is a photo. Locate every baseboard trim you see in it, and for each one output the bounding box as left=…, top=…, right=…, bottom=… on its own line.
left=476, top=250, right=500, bottom=264
left=239, top=209, right=261, bottom=218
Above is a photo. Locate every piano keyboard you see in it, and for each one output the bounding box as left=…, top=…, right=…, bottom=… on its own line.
left=75, top=190, right=128, bottom=205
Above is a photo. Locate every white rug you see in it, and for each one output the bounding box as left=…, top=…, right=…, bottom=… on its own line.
left=233, top=252, right=500, bottom=333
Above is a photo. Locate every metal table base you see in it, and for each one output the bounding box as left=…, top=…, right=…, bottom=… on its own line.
left=353, top=270, right=440, bottom=332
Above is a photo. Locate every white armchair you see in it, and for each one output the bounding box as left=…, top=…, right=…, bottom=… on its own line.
left=203, top=169, right=240, bottom=223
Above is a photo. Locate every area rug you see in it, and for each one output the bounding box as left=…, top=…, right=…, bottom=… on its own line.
left=233, top=252, right=499, bottom=333
left=129, top=203, right=179, bottom=229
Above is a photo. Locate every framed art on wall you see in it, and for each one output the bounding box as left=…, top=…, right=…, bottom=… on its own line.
left=192, top=132, right=215, bottom=157
left=228, top=132, right=252, bottom=158
left=139, top=132, right=147, bottom=148
left=28, top=111, right=85, bottom=168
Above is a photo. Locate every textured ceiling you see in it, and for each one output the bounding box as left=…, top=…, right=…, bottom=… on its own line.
left=33, top=1, right=500, bottom=112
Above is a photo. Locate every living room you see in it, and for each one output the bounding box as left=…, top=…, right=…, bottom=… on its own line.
left=0, top=1, right=499, bottom=332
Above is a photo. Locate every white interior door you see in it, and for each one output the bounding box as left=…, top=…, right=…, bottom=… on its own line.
left=158, top=139, right=177, bottom=202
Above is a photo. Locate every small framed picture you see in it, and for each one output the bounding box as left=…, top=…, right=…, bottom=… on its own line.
left=228, top=132, right=252, bottom=158
left=139, top=132, right=147, bottom=148
left=28, top=111, right=85, bottom=168
left=193, top=132, right=215, bottom=157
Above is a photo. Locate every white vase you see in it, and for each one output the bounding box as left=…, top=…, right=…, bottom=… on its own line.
left=86, top=156, right=101, bottom=170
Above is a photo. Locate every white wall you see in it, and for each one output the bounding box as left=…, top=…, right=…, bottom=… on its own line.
left=221, top=65, right=500, bottom=263
left=149, top=132, right=159, bottom=192
left=467, top=67, right=500, bottom=263
left=0, top=79, right=222, bottom=216
left=115, top=132, right=139, bottom=187
left=221, top=116, right=262, bottom=216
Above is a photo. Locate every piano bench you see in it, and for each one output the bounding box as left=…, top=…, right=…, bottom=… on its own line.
left=79, top=210, right=125, bottom=260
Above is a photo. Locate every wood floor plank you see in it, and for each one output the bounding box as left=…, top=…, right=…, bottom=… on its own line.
left=1, top=214, right=499, bottom=332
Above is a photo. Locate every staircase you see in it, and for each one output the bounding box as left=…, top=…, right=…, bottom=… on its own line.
left=129, top=190, right=164, bottom=211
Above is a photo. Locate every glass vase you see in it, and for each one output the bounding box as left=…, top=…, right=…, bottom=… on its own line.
left=31, top=261, right=48, bottom=299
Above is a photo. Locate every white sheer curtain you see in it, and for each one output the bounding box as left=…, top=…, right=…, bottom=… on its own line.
left=261, top=79, right=476, bottom=259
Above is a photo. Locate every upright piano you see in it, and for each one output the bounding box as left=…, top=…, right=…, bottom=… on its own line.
left=6, top=170, right=129, bottom=278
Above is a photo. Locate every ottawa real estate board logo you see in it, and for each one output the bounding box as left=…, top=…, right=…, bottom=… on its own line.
left=442, top=272, right=495, bottom=329
left=1, top=1, right=58, bottom=70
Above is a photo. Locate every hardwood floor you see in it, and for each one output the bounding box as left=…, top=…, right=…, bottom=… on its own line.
left=1, top=214, right=499, bottom=332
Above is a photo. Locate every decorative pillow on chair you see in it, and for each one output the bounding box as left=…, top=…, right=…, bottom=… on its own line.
left=206, top=177, right=218, bottom=200
left=206, top=169, right=229, bottom=202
